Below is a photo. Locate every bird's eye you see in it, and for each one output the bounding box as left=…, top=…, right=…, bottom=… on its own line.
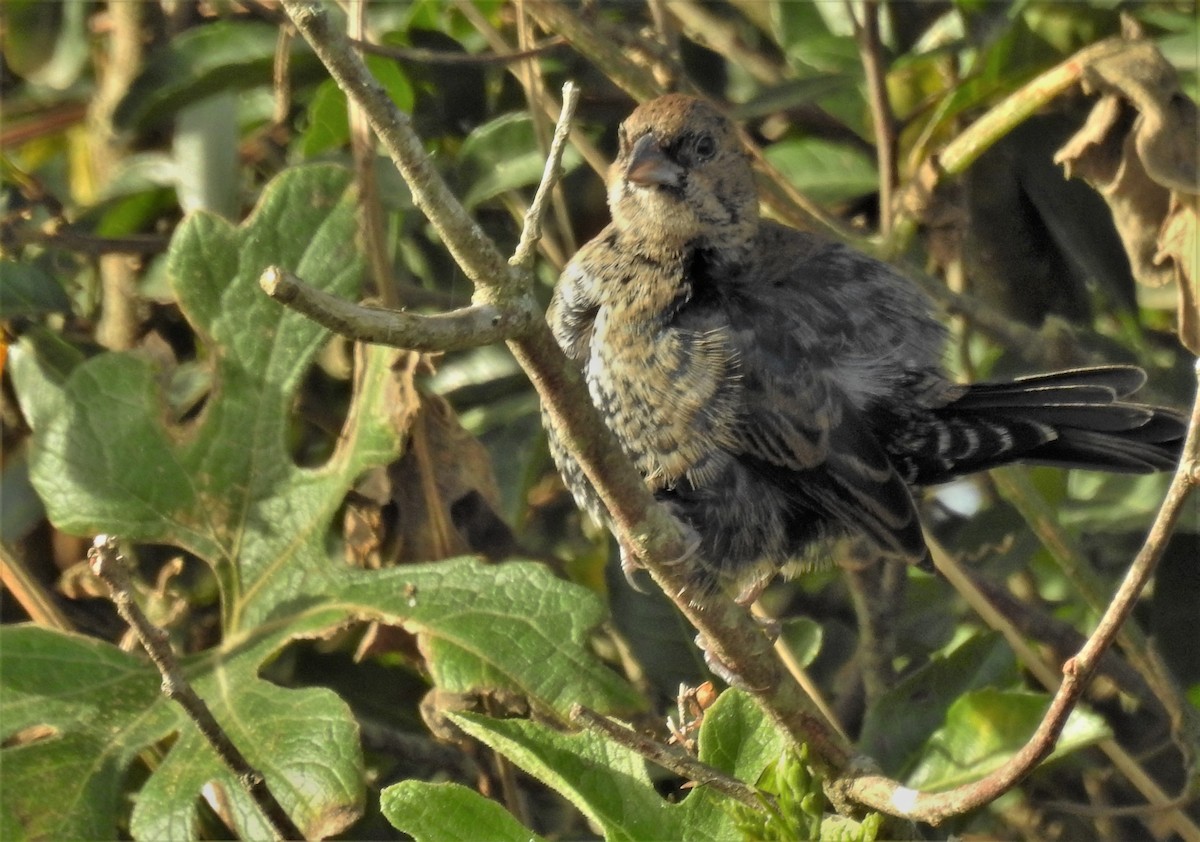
left=694, top=133, right=717, bottom=160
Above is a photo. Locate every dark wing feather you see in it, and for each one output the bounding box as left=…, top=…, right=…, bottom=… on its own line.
left=723, top=292, right=930, bottom=566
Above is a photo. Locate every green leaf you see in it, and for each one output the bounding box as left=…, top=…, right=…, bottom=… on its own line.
left=449, top=689, right=780, bottom=842
left=11, top=165, right=371, bottom=628
left=0, top=260, right=71, bottom=317
left=905, top=689, right=1110, bottom=790
left=764, top=138, right=879, bottom=204
left=300, top=56, right=415, bottom=157
left=337, top=562, right=640, bottom=717
left=1, top=0, right=88, bottom=89
left=381, top=781, right=546, bottom=842
left=698, top=688, right=786, bottom=783
left=3, top=163, right=636, bottom=838
left=452, top=712, right=684, bottom=842
left=460, top=113, right=583, bottom=210
left=456, top=702, right=770, bottom=842
left=114, top=21, right=323, bottom=132
left=779, top=617, right=823, bottom=669
left=858, top=633, right=1017, bottom=774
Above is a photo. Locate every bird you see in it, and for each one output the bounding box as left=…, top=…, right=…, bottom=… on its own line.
left=545, top=93, right=1186, bottom=603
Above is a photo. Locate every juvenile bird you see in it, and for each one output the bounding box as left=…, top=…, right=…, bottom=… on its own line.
left=546, top=94, right=1185, bottom=601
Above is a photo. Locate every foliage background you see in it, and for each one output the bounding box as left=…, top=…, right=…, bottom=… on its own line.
left=1, top=1, right=1197, bottom=840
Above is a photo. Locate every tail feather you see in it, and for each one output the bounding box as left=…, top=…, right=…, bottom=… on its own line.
left=962, top=365, right=1147, bottom=399
left=896, top=365, right=1186, bottom=484
left=1031, top=429, right=1182, bottom=473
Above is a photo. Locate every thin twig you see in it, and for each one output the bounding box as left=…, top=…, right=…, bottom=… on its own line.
left=347, top=0, right=398, bottom=308
left=992, top=465, right=1197, bottom=745
left=927, top=532, right=1194, bottom=838
left=282, top=2, right=520, bottom=303
left=750, top=601, right=849, bottom=743
left=259, top=267, right=530, bottom=351
left=967, top=575, right=1152, bottom=702
left=0, top=544, right=74, bottom=631
left=511, top=82, right=579, bottom=269
left=272, top=22, right=293, bottom=128
left=833, top=361, right=1200, bottom=829
left=888, top=37, right=1130, bottom=256
left=514, top=2, right=577, bottom=259
left=1, top=221, right=169, bottom=256
left=846, top=0, right=898, bottom=235
left=88, top=536, right=305, bottom=841
left=352, top=34, right=566, bottom=66
left=570, top=704, right=767, bottom=811
left=667, top=0, right=784, bottom=86
left=522, top=2, right=660, bottom=103
left=453, top=1, right=608, bottom=180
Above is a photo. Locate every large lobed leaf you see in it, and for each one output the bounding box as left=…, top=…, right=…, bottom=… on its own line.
left=2, top=164, right=635, bottom=839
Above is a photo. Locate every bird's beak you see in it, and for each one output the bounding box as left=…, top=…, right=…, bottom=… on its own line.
left=624, top=134, right=681, bottom=187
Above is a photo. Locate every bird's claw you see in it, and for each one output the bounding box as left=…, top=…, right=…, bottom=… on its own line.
left=619, top=519, right=703, bottom=593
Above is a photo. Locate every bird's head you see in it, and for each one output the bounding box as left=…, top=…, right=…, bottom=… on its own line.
left=608, top=94, right=758, bottom=257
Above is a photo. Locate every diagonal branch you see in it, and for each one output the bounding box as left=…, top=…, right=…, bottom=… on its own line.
left=89, top=536, right=305, bottom=841
left=282, top=2, right=519, bottom=305
left=279, top=0, right=853, bottom=779
left=832, top=360, right=1200, bottom=828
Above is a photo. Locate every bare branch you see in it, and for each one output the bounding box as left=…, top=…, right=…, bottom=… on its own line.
left=511, top=81, right=580, bottom=269
left=0, top=544, right=74, bottom=631
left=1, top=222, right=168, bottom=256
left=346, top=0, right=398, bottom=308
left=259, top=267, right=531, bottom=351
left=352, top=34, right=566, bottom=66
left=88, top=536, right=305, bottom=841
left=282, top=1, right=520, bottom=304
left=832, top=360, right=1200, bottom=829
left=846, top=0, right=898, bottom=235
left=570, top=704, right=767, bottom=811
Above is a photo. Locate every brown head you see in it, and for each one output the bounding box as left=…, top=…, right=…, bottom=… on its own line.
left=607, top=94, right=758, bottom=256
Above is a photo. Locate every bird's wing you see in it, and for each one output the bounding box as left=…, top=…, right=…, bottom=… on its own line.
left=548, top=232, right=613, bottom=362
left=725, top=295, right=930, bottom=563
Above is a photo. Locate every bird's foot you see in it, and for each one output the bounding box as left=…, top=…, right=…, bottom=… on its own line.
left=618, top=542, right=650, bottom=593
left=695, top=613, right=779, bottom=690
left=618, top=518, right=703, bottom=592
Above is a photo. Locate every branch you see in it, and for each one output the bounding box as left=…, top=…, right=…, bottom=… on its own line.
left=352, top=34, right=566, bottom=66
left=992, top=465, right=1197, bottom=742
left=926, top=532, right=1196, bottom=835
left=522, top=2, right=661, bottom=103
left=888, top=37, right=1130, bottom=256
left=88, top=536, right=305, bottom=841
left=846, top=0, right=898, bottom=235
left=1, top=222, right=169, bottom=256
left=280, top=0, right=853, bottom=779
left=570, top=704, right=766, bottom=811
left=831, top=359, right=1200, bottom=826
left=0, top=544, right=74, bottom=631
left=282, top=1, right=520, bottom=305
left=510, top=81, right=579, bottom=269
left=259, top=267, right=531, bottom=351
